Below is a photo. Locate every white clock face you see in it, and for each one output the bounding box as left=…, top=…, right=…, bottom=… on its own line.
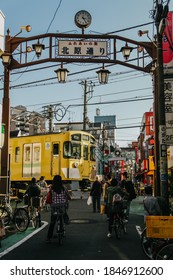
left=75, top=10, right=92, bottom=28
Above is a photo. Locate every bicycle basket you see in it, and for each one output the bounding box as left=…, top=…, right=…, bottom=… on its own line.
left=146, top=216, right=173, bottom=238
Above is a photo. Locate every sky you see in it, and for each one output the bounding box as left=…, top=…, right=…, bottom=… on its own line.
left=0, top=0, right=173, bottom=147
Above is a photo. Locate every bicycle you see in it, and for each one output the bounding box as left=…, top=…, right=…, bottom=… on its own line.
left=27, top=196, right=41, bottom=229
left=0, top=196, right=29, bottom=232
left=140, top=227, right=171, bottom=259
left=51, top=203, right=66, bottom=245
left=112, top=211, right=127, bottom=239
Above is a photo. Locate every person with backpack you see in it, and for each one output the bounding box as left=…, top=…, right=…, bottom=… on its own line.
left=120, top=172, right=136, bottom=219
left=25, top=177, right=42, bottom=227
left=106, top=178, right=127, bottom=237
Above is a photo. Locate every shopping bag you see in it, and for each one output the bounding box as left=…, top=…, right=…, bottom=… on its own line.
left=100, top=204, right=105, bottom=214
left=87, top=195, right=92, bottom=206
left=46, top=190, right=52, bottom=204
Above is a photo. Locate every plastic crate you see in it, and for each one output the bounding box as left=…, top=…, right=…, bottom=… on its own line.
left=146, top=216, right=173, bottom=239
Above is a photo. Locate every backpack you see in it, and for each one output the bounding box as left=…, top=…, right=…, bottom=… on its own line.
left=112, top=194, right=123, bottom=214
left=112, top=193, right=122, bottom=203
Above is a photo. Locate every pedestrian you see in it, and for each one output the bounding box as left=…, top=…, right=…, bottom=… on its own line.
left=143, top=185, right=161, bottom=223
left=120, top=172, right=136, bottom=219
left=103, top=174, right=112, bottom=202
left=46, top=175, right=71, bottom=242
left=25, top=177, right=42, bottom=227
left=38, top=176, right=48, bottom=189
left=90, top=176, right=102, bottom=212
left=38, top=176, right=48, bottom=209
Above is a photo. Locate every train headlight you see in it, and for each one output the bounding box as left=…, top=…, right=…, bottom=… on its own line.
left=73, top=162, right=79, bottom=168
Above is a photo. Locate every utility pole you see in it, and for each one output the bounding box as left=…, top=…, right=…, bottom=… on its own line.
left=82, top=80, right=95, bottom=131
left=154, top=0, right=169, bottom=213
left=83, top=80, right=88, bottom=131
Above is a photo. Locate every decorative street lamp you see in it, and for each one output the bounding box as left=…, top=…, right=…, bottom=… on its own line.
left=96, top=65, right=111, bottom=84
left=1, top=52, right=12, bottom=66
left=32, top=39, right=45, bottom=58
left=120, top=42, right=133, bottom=60
left=54, top=63, right=69, bottom=83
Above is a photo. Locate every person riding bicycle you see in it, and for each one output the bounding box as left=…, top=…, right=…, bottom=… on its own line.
left=25, top=177, right=41, bottom=227
left=106, top=178, right=127, bottom=237
left=46, top=175, right=71, bottom=242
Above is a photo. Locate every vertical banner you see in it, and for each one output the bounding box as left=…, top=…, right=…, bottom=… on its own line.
left=164, top=80, right=173, bottom=144
left=163, top=12, right=173, bottom=144
left=163, top=11, right=173, bottom=74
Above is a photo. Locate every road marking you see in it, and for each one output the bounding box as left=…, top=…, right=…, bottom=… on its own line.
left=0, top=221, right=48, bottom=258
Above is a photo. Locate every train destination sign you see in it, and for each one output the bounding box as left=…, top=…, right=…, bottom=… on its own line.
left=58, top=39, right=109, bottom=58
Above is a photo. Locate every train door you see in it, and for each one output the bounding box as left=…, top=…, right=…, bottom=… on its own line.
left=23, top=143, right=41, bottom=177
left=82, top=144, right=89, bottom=177
left=52, top=142, right=60, bottom=176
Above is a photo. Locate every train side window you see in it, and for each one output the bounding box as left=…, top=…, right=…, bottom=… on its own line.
left=90, top=146, right=96, bottom=161
left=53, top=143, right=59, bottom=155
left=83, top=145, right=88, bottom=160
left=15, top=147, right=20, bottom=163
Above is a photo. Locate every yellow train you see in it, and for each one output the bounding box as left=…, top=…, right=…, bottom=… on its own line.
left=9, top=130, right=96, bottom=192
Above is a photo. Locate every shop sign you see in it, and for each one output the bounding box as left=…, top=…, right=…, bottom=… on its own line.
left=58, top=39, right=109, bottom=58
left=164, top=80, right=173, bottom=144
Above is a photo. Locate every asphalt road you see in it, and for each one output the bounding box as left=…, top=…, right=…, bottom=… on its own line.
left=0, top=194, right=147, bottom=260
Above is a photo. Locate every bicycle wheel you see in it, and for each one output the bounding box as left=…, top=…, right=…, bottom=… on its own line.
left=114, top=219, right=122, bottom=239
left=140, top=228, right=153, bottom=259
left=122, top=220, right=127, bottom=234
left=30, top=208, right=39, bottom=229
left=14, top=208, right=29, bottom=232
left=156, top=244, right=173, bottom=260
left=56, top=216, right=64, bottom=245
left=0, top=207, right=11, bottom=226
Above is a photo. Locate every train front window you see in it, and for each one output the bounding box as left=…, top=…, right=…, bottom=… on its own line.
left=64, top=141, right=72, bottom=158
left=64, top=141, right=81, bottom=159
left=72, top=143, right=81, bottom=159
left=90, top=146, right=96, bottom=161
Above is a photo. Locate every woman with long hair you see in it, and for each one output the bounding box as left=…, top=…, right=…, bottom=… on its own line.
left=46, top=175, right=71, bottom=242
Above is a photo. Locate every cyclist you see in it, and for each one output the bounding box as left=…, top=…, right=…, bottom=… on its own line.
left=106, top=178, right=127, bottom=238
left=46, top=175, right=71, bottom=242
left=25, top=177, right=41, bottom=227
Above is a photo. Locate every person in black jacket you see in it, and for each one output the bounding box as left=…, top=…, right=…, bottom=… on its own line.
left=25, top=177, right=41, bottom=226
left=90, top=176, right=102, bottom=212
left=120, top=172, right=136, bottom=219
